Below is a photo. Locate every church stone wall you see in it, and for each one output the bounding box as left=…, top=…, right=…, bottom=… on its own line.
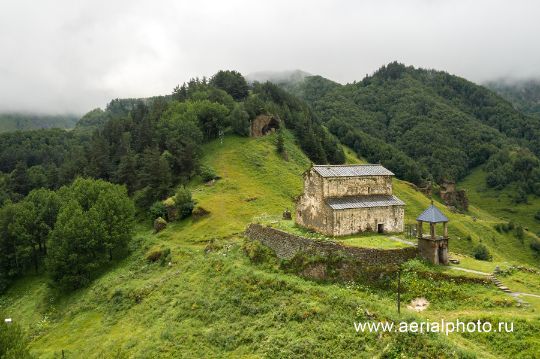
left=332, top=206, right=404, bottom=236
left=296, top=169, right=334, bottom=235
left=323, top=175, right=392, bottom=197
left=295, top=167, right=404, bottom=237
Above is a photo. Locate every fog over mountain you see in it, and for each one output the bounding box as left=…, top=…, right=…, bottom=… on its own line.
left=1, top=0, right=540, bottom=114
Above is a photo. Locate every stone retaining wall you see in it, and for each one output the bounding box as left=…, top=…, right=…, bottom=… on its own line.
left=245, top=223, right=417, bottom=267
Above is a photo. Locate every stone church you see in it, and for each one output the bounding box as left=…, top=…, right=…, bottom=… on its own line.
left=295, top=164, right=405, bottom=236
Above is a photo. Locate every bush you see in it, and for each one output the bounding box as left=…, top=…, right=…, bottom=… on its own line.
left=174, top=186, right=195, bottom=219
left=146, top=248, right=171, bottom=266
left=507, top=221, right=515, bottom=231
left=229, top=103, right=250, bottom=136
left=276, top=129, right=285, bottom=155
left=515, top=225, right=525, bottom=241
left=153, top=217, right=167, bottom=233
left=242, top=240, right=276, bottom=264
left=149, top=201, right=167, bottom=220
left=200, top=165, right=218, bottom=182
left=473, top=244, right=492, bottom=261
left=535, top=211, right=540, bottom=221
left=192, top=206, right=210, bottom=219
left=531, top=240, right=540, bottom=253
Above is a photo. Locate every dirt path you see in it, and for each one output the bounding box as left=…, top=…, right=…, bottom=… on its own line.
left=391, top=242, right=540, bottom=302
left=448, top=266, right=539, bottom=304
left=449, top=266, right=490, bottom=276
left=389, top=236, right=416, bottom=246
left=514, top=292, right=540, bottom=298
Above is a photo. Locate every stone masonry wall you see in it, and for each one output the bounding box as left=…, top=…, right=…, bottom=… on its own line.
left=245, top=224, right=417, bottom=266
left=332, top=206, right=404, bottom=236
left=295, top=170, right=334, bottom=235
left=323, top=175, right=392, bottom=197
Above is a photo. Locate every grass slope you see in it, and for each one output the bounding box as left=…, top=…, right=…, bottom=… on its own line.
left=460, top=167, right=540, bottom=236
left=0, top=133, right=539, bottom=358
left=344, top=146, right=540, bottom=270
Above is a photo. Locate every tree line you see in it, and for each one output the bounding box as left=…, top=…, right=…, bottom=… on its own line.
left=0, top=178, right=134, bottom=292
left=287, top=62, right=540, bottom=196
left=0, top=70, right=345, bottom=293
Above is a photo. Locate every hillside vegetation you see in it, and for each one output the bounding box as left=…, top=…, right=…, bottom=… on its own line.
left=461, top=167, right=540, bottom=236
left=1, top=133, right=539, bottom=358
left=486, top=79, right=540, bottom=117
left=0, top=113, right=78, bottom=133
left=1, top=68, right=539, bottom=358
left=286, top=63, right=540, bottom=199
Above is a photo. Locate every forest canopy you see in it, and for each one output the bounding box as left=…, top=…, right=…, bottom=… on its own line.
left=0, top=70, right=345, bottom=293
left=286, top=62, right=540, bottom=194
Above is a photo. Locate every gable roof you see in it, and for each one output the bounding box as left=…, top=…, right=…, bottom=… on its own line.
left=326, top=195, right=405, bottom=210
left=416, top=204, right=448, bottom=223
left=313, top=164, right=394, bottom=178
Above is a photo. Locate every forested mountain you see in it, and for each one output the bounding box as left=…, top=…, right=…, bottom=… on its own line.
left=0, top=70, right=346, bottom=292
left=1, top=67, right=540, bottom=358
left=486, top=78, right=540, bottom=117
left=0, top=72, right=344, bottom=207
left=0, top=113, right=78, bottom=132
left=284, top=62, right=540, bottom=199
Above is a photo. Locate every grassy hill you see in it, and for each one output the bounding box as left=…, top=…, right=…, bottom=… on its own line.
left=0, top=113, right=78, bottom=132
left=460, top=167, right=540, bottom=237
left=1, top=133, right=539, bottom=358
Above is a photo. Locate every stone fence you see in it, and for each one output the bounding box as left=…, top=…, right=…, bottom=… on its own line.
left=245, top=223, right=417, bottom=267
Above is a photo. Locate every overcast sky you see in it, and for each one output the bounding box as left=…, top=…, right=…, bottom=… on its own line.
left=1, top=0, right=539, bottom=114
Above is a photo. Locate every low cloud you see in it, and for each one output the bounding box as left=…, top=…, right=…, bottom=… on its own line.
left=1, top=0, right=539, bottom=114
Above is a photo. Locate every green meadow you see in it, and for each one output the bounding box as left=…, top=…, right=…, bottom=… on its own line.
left=1, top=133, right=539, bottom=358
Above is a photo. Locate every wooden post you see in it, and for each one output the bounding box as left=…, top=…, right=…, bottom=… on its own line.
left=397, top=268, right=401, bottom=314
left=417, top=220, right=423, bottom=239
left=443, top=221, right=448, bottom=239
left=430, top=222, right=435, bottom=239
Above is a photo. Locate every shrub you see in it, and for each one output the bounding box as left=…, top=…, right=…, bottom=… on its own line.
left=507, top=221, right=515, bottom=231
left=513, top=189, right=528, bottom=204
left=146, top=247, right=171, bottom=266
left=153, top=217, right=167, bottom=233
left=515, top=225, right=525, bottom=241
left=276, top=129, right=285, bottom=154
left=473, top=244, right=492, bottom=261
left=229, top=103, right=250, bottom=136
left=531, top=240, right=540, bottom=253
left=192, top=206, right=210, bottom=219
left=200, top=165, right=218, bottom=182
left=146, top=250, right=162, bottom=262
left=242, top=240, right=276, bottom=264
left=149, top=201, right=167, bottom=220
left=174, top=186, right=195, bottom=219
left=535, top=210, right=540, bottom=221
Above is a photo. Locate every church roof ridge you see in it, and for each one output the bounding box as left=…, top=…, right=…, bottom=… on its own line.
left=312, top=164, right=394, bottom=177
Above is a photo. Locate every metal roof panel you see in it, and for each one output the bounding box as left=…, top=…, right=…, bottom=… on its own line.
left=326, top=195, right=405, bottom=210
left=313, top=164, right=394, bottom=177
left=416, top=205, right=448, bottom=223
